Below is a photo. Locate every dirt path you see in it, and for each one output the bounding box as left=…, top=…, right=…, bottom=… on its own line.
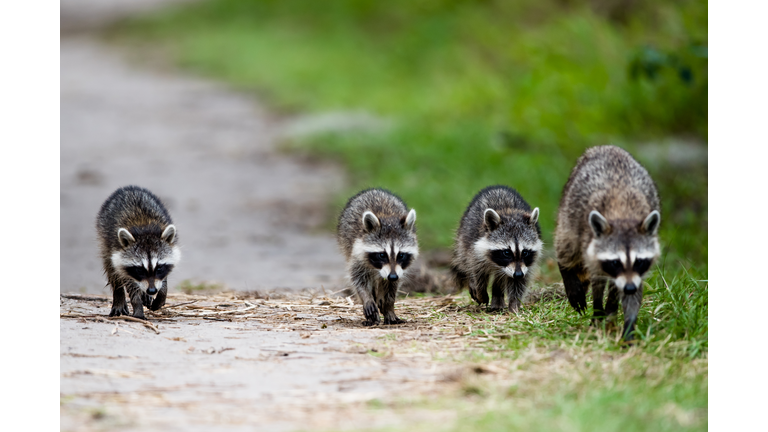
left=61, top=7, right=347, bottom=294
left=59, top=2, right=456, bottom=430
left=61, top=293, right=466, bottom=432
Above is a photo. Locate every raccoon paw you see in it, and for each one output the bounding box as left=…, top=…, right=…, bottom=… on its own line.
left=362, top=302, right=380, bottom=326
left=142, top=294, right=154, bottom=308
left=149, top=297, right=165, bottom=311
left=590, top=311, right=607, bottom=325
left=383, top=317, right=405, bottom=325
left=108, top=307, right=123, bottom=317
left=507, top=303, right=521, bottom=314
left=567, top=294, right=588, bottom=314
left=489, top=298, right=505, bottom=312
left=475, top=291, right=489, bottom=306
left=131, top=309, right=147, bottom=321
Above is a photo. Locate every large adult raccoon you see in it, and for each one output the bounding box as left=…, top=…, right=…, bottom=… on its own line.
left=96, top=186, right=180, bottom=320
left=337, top=188, right=418, bottom=326
left=555, top=145, right=661, bottom=341
left=451, top=185, right=542, bottom=313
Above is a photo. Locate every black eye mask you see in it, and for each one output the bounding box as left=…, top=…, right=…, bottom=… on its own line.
left=521, top=249, right=536, bottom=266
left=123, top=264, right=174, bottom=281
left=124, top=266, right=149, bottom=281
left=396, top=252, right=413, bottom=269
left=633, top=258, right=652, bottom=275
left=368, top=252, right=389, bottom=269
left=490, top=249, right=514, bottom=267
left=600, top=259, right=624, bottom=277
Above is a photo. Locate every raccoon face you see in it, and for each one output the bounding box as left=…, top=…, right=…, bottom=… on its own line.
left=586, top=210, right=661, bottom=294
left=474, top=207, right=542, bottom=279
left=111, top=224, right=181, bottom=294
left=352, top=210, right=419, bottom=281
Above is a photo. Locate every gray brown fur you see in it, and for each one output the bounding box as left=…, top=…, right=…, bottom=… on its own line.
left=96, top=185, right=181, bottom=320
left=451, top=185, right=542, bottom=313
left=337, top=188, right=419, bottom=326
left=554, top=145, right=661, bottom=341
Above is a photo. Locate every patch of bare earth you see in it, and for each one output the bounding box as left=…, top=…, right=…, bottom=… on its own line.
left=60, top=292, right=469, bottom=431
left=60, top=289, right=707, bottom=431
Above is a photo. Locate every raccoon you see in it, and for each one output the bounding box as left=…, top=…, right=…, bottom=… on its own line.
left=337, top=188, right=418, bottom=326
left=96, top=185, right=181, bottom=320
left=451, top=185, right=542, bottom=313
left=554, top=145, right=661, bottom=341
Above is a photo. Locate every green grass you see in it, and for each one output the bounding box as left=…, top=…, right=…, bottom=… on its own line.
left=364, top=262, right=707, bottom=431
left=452, top=263, right=708, bottom=360
left=113, top=0, right=708, bottom=266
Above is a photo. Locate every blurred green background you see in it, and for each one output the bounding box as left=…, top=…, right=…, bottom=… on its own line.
left=116, top=0, right=707, bottom=273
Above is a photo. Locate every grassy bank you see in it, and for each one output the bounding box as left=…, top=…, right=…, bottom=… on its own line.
left=363, top=260, right=707, bottom=431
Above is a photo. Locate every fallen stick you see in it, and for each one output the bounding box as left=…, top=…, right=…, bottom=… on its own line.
left=163, top=300, right=199, bottom=309
left=60, top=313, right=161, bottom=334
left=105, top=316, right=160, bottom=334
left=60, top=294, right=110, bottom=303
left=170, top=305, right=258, bottom=317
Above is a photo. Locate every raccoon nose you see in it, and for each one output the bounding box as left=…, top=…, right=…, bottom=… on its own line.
left=147, top=286, right=158, bottom=295
left=388, top=273, right=399, bottom=281
left=513, top=269, right=524, bottom=279
left=623, top=283, right=637, bottom=295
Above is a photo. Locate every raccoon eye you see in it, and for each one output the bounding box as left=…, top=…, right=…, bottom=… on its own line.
left=633, top=259, right=652, bottom=275
left=378, top=252, right=387, bottom=260
left=521, top=249, right=535, bottom=266
left=124, top=266, right=148, bottom=280
left=397, top=252, right=404, bottom=260
left=600, top=259, right=623, bottom=276
left=155, top=264, right=173, bottom=279
left=502, top=249, right=512, bottom=258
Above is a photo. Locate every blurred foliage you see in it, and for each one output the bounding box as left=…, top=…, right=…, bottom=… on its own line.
left=115, top=0, right=707, bottom=269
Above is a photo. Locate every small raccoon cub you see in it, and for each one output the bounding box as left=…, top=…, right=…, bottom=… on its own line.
left=96, top=185, right=181, bottom=320
left=337, top=188, right=418, bottom=326
left=452, top=185, right=542, bottom=313
left=555, top=145, right=661, bottom=341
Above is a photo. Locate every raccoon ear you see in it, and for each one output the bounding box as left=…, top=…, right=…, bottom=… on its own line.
left=529, top=207, right=539, bottom=225
left=117, top=228, right=135, bottom=248
left=589, top=210, right=610, bottom=237
left=403, top=209, right=417, bottom=232
left=362, top=211, right=380, bottom=233
left=484, top=208, right=501, bottom=231
left=641, top=210, right=661, bottom=235
left=161, top=224, right=177, bottom=244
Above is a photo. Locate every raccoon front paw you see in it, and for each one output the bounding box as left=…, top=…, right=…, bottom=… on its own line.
left=567, top=293, right=588, bottom=314
left=149, top=297, right=165, bottom=311
left=591, top=311, right=606, bottom=325
left=142, top=293, right=154, bottom=308
left=383, top=317, right=405, bottom=325
left=362, top=302, right=380, bottom=326
left=507, top=299, right=521, bottom=314
left=108, top=307, right=123, bottom=317
left=132, top=309, right=147, bottom=321
left=475, top=290, right=489, bottom=306
left=489, top=298, right=505, bottom=312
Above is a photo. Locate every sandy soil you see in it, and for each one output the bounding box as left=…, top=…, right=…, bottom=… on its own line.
left=60, top=292, right=486, bottom=431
